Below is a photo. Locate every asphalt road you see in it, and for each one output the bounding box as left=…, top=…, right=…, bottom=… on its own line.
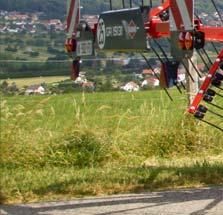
left=1, top=187, right=223, bottom=215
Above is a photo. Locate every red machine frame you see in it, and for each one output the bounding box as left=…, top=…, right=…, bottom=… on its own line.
left=66, top=0, right=223, bottom=129
left=85, top=0, right=223, bottom=42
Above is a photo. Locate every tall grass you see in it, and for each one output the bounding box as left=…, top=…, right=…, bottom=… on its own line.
left=1, top=91, right=223, bottom=203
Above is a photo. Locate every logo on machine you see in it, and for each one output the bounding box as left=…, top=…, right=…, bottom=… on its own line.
left=97, top=18, right=106, bottom=49
left=122, top=20, right=138, bottom=39
left=128, top=20, right=138, bottom=39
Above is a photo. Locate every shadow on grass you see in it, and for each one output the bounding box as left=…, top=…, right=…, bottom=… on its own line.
left=0, top=191, right=6, bottom=204
left=1, top=163, right=223, bottom=215
left=137, top=162, right=223, bottom=190
left=32, top=162, right=223, bottom=196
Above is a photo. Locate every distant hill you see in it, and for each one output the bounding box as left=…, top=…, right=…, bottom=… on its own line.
left=0, top=0, right=222, bottom=20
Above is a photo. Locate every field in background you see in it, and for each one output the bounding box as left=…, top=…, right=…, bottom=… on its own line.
left=1, top=90, right=223, bottom=204
left=1, top=76, right=69, bottom=88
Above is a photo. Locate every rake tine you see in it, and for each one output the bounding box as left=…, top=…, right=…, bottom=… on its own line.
left=153, top=39, right=169, bottom=62
left=206, top=102, right=223, bottom=111
left=109, top=0, right=112, bottom=10
left=213, top=85, right=223, bottom=91
left=202, top=48, right=213, bottom=65
left=175, top=82, right=183, bottom=94
left=150, top=46, right=164, bottom=64
left=215, top=92, right=223, bottom=99
left=197, top=50, right=210, bottom=71
left=189, top=58, right=202, bottom=78
left=200, top=119, right=223, bottom=132
left=166, top=38, right=195, bottom=82
left=208, top=109, right=223, bottom=119
left=181, top=60, right=195, bottom=82
left=180, top=81, right=186, bottom=90
left=153, top=39, right=183, bottom=94
left=211, top=0, right=223, bottom=25
left=211, top=42, right=219, bottom=55
left=141, top=53, right=174, bottom=101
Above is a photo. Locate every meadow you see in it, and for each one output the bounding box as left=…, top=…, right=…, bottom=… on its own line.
left=2, top=76, right=69, bottom=88
left=1, top=90, right=223, bottom=204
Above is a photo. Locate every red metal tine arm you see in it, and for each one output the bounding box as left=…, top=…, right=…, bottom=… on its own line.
left=188, top=49, right=223, bottom=114
left=147, top=1, right=170, bottom=38
left=195, top=20, right=223, bottom=43
left=199, top=26, right=223, bottom=43
left=149, top=0, right=170, bottom=17
left=147, top=1, right=223, bottom=41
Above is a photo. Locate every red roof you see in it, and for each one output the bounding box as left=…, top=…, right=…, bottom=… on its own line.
left=142, top=69, right=153, bottom=75
left=82, top=82, right=94, bottom=87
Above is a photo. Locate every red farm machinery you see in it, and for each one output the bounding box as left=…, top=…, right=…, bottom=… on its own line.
left=65, top=0, right=223, bottom=131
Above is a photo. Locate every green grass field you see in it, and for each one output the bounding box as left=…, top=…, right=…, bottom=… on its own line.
left=1, top=90, right=223, bottom=204
left=1, top=76, right=69, bottom=88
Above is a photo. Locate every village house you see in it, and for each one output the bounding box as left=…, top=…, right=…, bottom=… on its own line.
left=82, top=82, right=95, bottom=91
left=197, top=63, right=205, bottom=73
left=199, top=12, right=209, bottom=19
left=142, top=68, right=160, bottom=77
left=7, top=28, right=20, bottom=33
left=25, top=85, right=45, bottom=95
left=142, top=77, right=160, bottom=88
left=5, top=12, right=29, bottom=21
left=0, top=25, right=7, bottom=33
left=208, top=20, right=221, bottom=27
left=49, top=19, right=62, bottom=25
left=0, top=10, right=8, bottom=16
left=30, top=13, right=39, bottom=23
left=177, top=73, right=186, bottom=83
left=121, top=82, right=140, bottom=92
left=113, top=58, right=131, bottom=66
left=133, top=72, right=143, bottom=80
left=1, top=10, right=64, bottom=34
left=74, top=72, right=88, bottom=84
left=13, top=21, right=27, bottom=26
left=40, top=19, right=64, bottom=31
left=82, top=15, right=99, bottom=29
left=142, top=69, right=154, bottom=77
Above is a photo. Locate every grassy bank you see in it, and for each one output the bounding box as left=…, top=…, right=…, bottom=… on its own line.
left=1, top=90, right=223, bottom=204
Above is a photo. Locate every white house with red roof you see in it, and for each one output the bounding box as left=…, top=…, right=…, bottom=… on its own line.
left=121, top=82, right=140, bottom=92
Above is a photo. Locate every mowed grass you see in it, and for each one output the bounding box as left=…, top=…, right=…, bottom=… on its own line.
left=1, top=76, right=69, bottom=88
left=1, top=90, right=223, bottom=204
